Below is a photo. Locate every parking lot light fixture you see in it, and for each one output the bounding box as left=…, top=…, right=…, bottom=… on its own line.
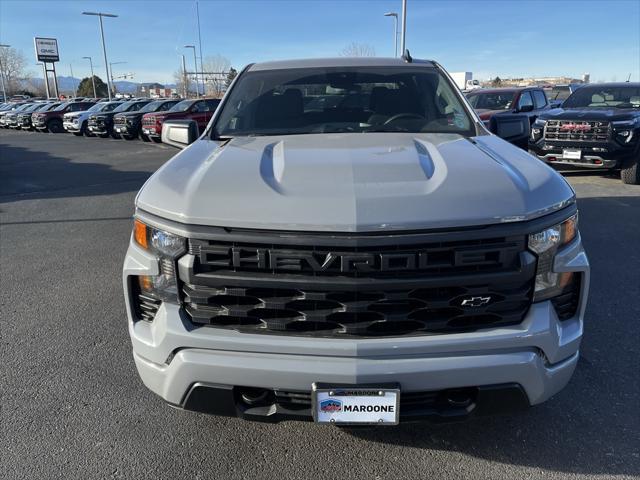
left=82, top=56, right=97, bottom=98
left=82, top=11, right=118, bottom=101
left=384, top=13, right=399, bottom=57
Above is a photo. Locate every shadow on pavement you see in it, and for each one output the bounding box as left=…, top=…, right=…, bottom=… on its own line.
left=0, top=140, right=157, bottom=203
left=346, top=195, right=640, bottom=476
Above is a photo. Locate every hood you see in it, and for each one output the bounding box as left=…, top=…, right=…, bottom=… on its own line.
left=115, top=111, right=143, bottom=118
left=64, top=111, right=85, bottom=119
left=476, top=108, right=509, bottom=120
left=136, top=133, right=575, bottom=232
left=539, top=107, right=639, bottom=122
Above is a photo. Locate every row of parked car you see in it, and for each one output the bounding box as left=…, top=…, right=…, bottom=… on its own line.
left=0, top=97, right=221, bottom=143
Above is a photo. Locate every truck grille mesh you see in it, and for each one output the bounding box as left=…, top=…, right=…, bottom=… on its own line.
left=179, top=232, right=536, bottom=337
left=544, top=120, right=609, bottom=142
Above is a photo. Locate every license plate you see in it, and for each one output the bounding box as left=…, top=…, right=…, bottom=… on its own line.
left=313, top=384, right=400, bottom=425
left=115, top=127, right=123, bottom=132
left=143, top=128, right=154, bottom=134
left=563, top=149, right=582, bottom=160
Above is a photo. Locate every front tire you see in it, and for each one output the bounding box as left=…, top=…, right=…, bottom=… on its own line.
left=48, top=119, right=64, bottom=133
left=141, top=134, right=151, bottom=142
left=621, top=157, right=640, bottom=185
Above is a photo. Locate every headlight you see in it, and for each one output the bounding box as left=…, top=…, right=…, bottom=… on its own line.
left=531, top=118, right=546, bottom=141
left=528, top=213, right=578, bottom=301
left=133, top=219, right=186, bottom=304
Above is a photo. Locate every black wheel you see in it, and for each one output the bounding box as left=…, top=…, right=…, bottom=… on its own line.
left=151, top=137, right=161, bottom=143
left=621, top=158, right=640, bottom=185
left=73, top=131, right=83, bottom=136
left=141, top=134, right=151, bottom=142
left=48, top=119, right=64, bottom=133
left=99, top=132, right=109, bottom=138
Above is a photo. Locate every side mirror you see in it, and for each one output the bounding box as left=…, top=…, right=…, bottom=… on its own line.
left=517, top=104, right=534, bottom=113
left=489, top=113, right=531, bottom=147
left=161, top=119, right=199, bottom=149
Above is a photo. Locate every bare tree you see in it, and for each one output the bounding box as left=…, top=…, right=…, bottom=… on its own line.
left=340, top=43, right=376, bottom=57
left=202, top=54, right=231, bottom=98
left=173, top=68, right=192, bottom=98
left=0, top=47, right=30, bottom=94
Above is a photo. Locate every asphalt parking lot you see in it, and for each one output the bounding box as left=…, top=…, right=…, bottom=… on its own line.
left=1, top=129, right=639, bottom=480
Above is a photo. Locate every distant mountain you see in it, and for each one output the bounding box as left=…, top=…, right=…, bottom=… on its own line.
left=22, top=76, right=144, bottom=94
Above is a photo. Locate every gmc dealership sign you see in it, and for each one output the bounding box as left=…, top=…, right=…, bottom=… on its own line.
left=34, top=37, right=59, bottom=62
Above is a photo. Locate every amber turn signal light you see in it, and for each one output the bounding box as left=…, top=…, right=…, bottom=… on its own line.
left=134, top=219, right=148, bottom=249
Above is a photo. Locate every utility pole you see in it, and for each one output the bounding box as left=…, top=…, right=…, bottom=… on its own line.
left=82, top=11, right=118, bottom=100
left=69, top=64, right=79, bottom=97
left=0, top=44, right=9, bottom=102
left=400, top=0, right=407, bottom=56
left=196, top=1, right=205, bottom=97
left=109, top=61, right=127, bottom=96
left=181, top=54, right=188, bottom=98
left=184, top=45, right=198, bottom=97
left=82, top=56, right=97, bottom=98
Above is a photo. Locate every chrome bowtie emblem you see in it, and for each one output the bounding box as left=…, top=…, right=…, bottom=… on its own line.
left=460, top=296, right=492, bottom=307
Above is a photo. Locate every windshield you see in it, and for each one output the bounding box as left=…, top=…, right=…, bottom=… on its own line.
left=467, top=91, right=516, bottom=110
left=214, top=66, right=473, bottom=137
left=168, top=100, right=194, bottom=112
left=87, top=103, right=105, bottom=112
left=34, top=103, right=52, bottom=111
left=15, top=104, right=33, bottom=112
left=563, top=86, right=640, bottom=109
left=53, top=103, right=70, bottom=112
left=113, top=102, right=135, bottom=112
left=139, top=101, right=167, bottom=113
left=24, top=103, right=43, bottom=112
left=547, top=86, right=571, bottom=101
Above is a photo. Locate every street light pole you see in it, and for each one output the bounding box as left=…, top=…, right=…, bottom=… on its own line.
left=400, top=0, right=407, bottom=56
left=184, top=45, right=198, bottom=98
left=82, top=56, right=97, bottom=98
left=384, top=12, right=398, bottom=57
left=109, top=61, right=127, bottom=96
left=82, top=11, right=118, bottom=100
left=0, top=44, right=10, bottom=102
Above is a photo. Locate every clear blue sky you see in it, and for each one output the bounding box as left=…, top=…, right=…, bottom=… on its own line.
left=1, top=0, right=638, bottom=84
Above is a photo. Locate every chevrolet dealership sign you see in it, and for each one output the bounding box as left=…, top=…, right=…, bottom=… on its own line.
left=34, top=37, right=59, bottom=62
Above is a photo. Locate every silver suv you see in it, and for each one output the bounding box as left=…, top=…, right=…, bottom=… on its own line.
left=123, top=57, right=589, bottom=425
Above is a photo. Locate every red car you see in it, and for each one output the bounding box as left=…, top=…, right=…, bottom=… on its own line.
left=141, top=98, right=220, bottom=142
left=32, top=101, right=96, bottom=133
left=466, top=87, right=550, bottom=124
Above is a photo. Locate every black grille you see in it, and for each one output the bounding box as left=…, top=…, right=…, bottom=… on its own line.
left=180, top=231, right=536, bottom=337
left=274, top=388, right=476, bottom=414
left=551, top=274, right=581, bottom=321
left=544, top=120, right=609, bottom=142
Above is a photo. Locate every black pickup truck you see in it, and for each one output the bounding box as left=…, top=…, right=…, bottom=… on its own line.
left=88, top=99, right=152, bottom=138
left=112, top=99, right=180, bottom=140
left=529, top=83, right=640, bottom=184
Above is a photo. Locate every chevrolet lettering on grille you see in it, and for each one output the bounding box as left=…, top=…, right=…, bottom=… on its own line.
left=197, top=246, right=506, bottom=273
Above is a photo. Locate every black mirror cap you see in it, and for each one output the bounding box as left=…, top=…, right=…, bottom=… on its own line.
left=489, top=113, right=531, bottom=146
left=518, top=104, right=534, bottom=113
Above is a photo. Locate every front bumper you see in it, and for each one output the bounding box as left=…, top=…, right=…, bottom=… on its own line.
left=88, top=124, right=109, bottom=134
left=123, top=231, right=590, bottom=422
left=142, top=126, right=160, bottom=137
left=529, top=139, right=639, bottom=169
left=114, top=124, right=136, bottom=135
left=63, top=121, right=81, bottom=132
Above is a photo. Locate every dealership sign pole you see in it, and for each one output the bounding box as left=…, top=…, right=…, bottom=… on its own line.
left=34, top=37, right=60, bottom=98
